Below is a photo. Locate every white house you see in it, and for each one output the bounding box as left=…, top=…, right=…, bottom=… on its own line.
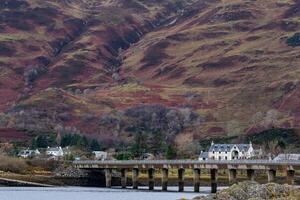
left=93, top=151, right=107, bottom=160
left=18, top=149, right=40, bottom=158
left=274, top=154, right=300, bottom=161
left=199, top=141, right=255, bottom=161
left=46, top=146, right=64, bottom=157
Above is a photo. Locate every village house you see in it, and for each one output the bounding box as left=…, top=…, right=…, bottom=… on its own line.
left=199, top=141, right=255, bottom=161
left=46, top=146, right=64, bottom=157
left=93, top=151, right=107, bottom=160
left=18, top=149, right=40, bottom=158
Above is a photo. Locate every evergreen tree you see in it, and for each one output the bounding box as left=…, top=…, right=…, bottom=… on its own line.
left=148, top=130, right=165, bottom=155
left=36, top=135, right=48, bottom=148
left=31, top=138, right=37, bottom=149
left=90, top=139, right=101, bottom=151
left=131, top=130, right=148, bottom=157
left=165, top=144, right=176, bottom=160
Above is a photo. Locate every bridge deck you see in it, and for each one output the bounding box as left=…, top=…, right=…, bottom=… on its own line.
left=74, top=160, right=300, bottom=170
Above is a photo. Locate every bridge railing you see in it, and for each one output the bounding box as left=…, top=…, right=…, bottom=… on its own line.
left=73, top=159, right=300, bottom=166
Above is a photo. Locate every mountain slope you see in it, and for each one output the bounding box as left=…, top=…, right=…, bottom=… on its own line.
left=1, top=0, right=300, bottom=148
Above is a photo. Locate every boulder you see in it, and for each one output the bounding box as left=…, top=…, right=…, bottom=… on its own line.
left=193, top=181, right=300, bottom=200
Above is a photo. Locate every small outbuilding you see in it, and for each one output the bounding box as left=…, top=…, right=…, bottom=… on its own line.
left=18, top=149, right=40, bottom=158
left=274, top=154, right=300, bottom=161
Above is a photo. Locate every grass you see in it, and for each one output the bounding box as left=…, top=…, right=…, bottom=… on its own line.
left=0, top=34, right=28, bottom=42
left=0, top=155, right=28, bottom=174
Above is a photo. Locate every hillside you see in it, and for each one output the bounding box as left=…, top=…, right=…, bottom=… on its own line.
left=0, top=0, right=300, bottom=150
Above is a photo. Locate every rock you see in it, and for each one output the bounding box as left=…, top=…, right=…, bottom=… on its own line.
left=55, top=166, right=88, bottom=178
left=193, top=181, right=300, bottom=200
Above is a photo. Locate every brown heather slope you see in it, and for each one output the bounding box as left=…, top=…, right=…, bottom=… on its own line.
left=120, top=0, right=300, bottom=138
left=0, top=0, right=300, bottom=149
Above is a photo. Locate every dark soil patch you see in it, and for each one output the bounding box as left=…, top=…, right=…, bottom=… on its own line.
left=0, top=0, right=29, bottom=9
left=1, top=6, right=59, bottom=30
left=281, top=21, right=300, bottom=32
left=168, top=67, right=186, bottom=79
left=141, top=40, right=171, bottom=69
left=213, top=78, right=236, bottom=87
left=0, top=43, right=14, bottom=56
left=213, top=10, right=255, bottom=22
left=183, top=77, right=204, bottom=86
left=166, top=33, right=189, bottom=42
left=283, top=1, right=300, bottom=18
left=53, top=59, right=86, bottom=85
left=153, top=64, right=177, bottom=78
left=120, top=0, right=148, bottom=12
left=202, top=55, right=248, bottom=70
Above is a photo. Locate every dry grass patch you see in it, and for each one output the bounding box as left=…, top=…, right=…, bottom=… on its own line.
left=0, top=155, right=29, bottom=174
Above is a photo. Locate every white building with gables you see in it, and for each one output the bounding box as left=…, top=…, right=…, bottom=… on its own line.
left=199, top=141, right=255, bottom=161
left=46, top=146, right=64, bottom=157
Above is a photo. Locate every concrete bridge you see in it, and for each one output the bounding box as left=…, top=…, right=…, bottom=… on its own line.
left=74, top=160, right=300, bottom=193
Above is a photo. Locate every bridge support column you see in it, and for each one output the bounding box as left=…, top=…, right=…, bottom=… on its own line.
left=193, top=168, right=200, bottom=192
left=162, top=168, right=168, bottom=191
left=287, top=170, right=295, bottom=185
left=247, top=169, right=255, bottom=181
left=105, top=168, right=112, bottom=188
left=121, top=169, right=127, bottom=188
left=211, top=169, right=218, bottom=193
left=228, top=169, right=237, bottom=185
left=178, top=168, right=185, bottom=192
left=132, top=168, right=139, bottom=189
left=148, top=168, right=155, bottom=190
left=267, top=169, right=276, bottom=183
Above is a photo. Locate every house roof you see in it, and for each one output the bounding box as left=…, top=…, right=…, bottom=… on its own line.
left=209, top=144, right=251, bottom=152
left=199, top=152, right=208, bottom=158
left=47, top=147, right=62, bottom=152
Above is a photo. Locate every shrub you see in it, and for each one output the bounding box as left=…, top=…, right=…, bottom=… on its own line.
left=286, top=33, right=300, bottom=47
left=26, top=159, right=60, bottom=172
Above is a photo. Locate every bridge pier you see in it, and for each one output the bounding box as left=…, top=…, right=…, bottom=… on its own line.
left=148, top=168, right=155, bottom=190
left=162, top=168, right=168, bottom=191
left=193, top=168, right=200, bottom=192
left=211, top=169, right=218, bottom=193
left=228, top=169, right=237, bottom=185
left=121, top=169, right=127, bottom=188
left=74, top=159, right=300, bottom=192
left=132, top=168, right=139, bottom=189
left=247, top=169, right=255, bottom=181
left=105, top=168, right=112, bottom=188
left=287, top=170, right=295, bottom=185
left=267, top=169, right=276, bottom=182
left=178, top=168, right=185, bottom=192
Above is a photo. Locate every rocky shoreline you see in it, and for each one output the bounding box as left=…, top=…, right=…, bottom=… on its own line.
left=193, top=181, right=300, bottom=200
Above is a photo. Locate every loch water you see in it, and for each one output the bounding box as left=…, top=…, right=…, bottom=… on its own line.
left=0, top=186, right=226, bottom=200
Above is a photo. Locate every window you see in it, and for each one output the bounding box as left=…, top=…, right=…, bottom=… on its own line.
left=225, top=151, right=227, bottom=154
left=213, top=151, right=215, bottom=154
left=212, top=156, right=215, bottom=160
left=225, top=156, right=227, bottom=160
left=219, top=156, right=221, bottom=160
left=219, top=151, right=221, bottom=154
